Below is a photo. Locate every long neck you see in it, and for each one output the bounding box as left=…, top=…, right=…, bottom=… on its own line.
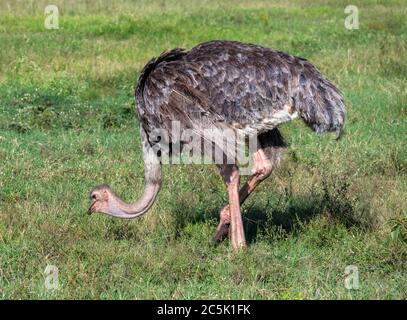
left=108, top=127, right=161, bottom=219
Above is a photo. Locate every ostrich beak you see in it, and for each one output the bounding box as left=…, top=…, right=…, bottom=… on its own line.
left=87, top=201, right=96, bottom=215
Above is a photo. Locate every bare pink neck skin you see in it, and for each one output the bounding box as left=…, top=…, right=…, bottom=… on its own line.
left=104, top=127, right=162, bottom=219
left=106, top=183, right=160, bottom=218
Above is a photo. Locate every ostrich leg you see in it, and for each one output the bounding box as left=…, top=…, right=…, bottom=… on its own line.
left=220, top=164, right=246, bottom=249
left=213, top=146, right=274, bottom=243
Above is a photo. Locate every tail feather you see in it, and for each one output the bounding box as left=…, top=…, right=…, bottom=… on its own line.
left=294, top=60, right=346, bottom=137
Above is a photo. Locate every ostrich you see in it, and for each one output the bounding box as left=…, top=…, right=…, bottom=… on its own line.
left=88, top=40, right=345, bottom=250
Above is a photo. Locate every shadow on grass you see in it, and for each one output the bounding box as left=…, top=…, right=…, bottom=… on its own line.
left=169, top=181, right=373, bottom=245
left=169, top=195, right=326, bottom=245
left=242, top=199, right=321, bottom=244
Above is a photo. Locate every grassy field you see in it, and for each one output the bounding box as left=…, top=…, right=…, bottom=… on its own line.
left=0, top=0, right=406, bottom=299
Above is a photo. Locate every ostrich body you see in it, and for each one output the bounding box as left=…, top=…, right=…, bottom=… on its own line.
left=88, top=40, right=345, bottom=250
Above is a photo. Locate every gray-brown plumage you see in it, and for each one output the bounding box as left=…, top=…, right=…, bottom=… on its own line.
left=89, top=40, right=346, bottom=250
left=137, top=40, right=345, bottom=141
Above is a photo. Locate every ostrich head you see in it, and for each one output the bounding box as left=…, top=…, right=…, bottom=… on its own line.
left=88, top=185, right=114, bottom=216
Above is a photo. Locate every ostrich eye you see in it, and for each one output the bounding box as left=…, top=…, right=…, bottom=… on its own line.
left=92, top=194, right=97, bottom=200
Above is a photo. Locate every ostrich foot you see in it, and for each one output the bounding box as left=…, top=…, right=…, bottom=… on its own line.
left=212, top=206, right=231, bottom=244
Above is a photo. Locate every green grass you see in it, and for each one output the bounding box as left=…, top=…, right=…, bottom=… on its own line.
left=0, top=0, right=406, bottom=299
